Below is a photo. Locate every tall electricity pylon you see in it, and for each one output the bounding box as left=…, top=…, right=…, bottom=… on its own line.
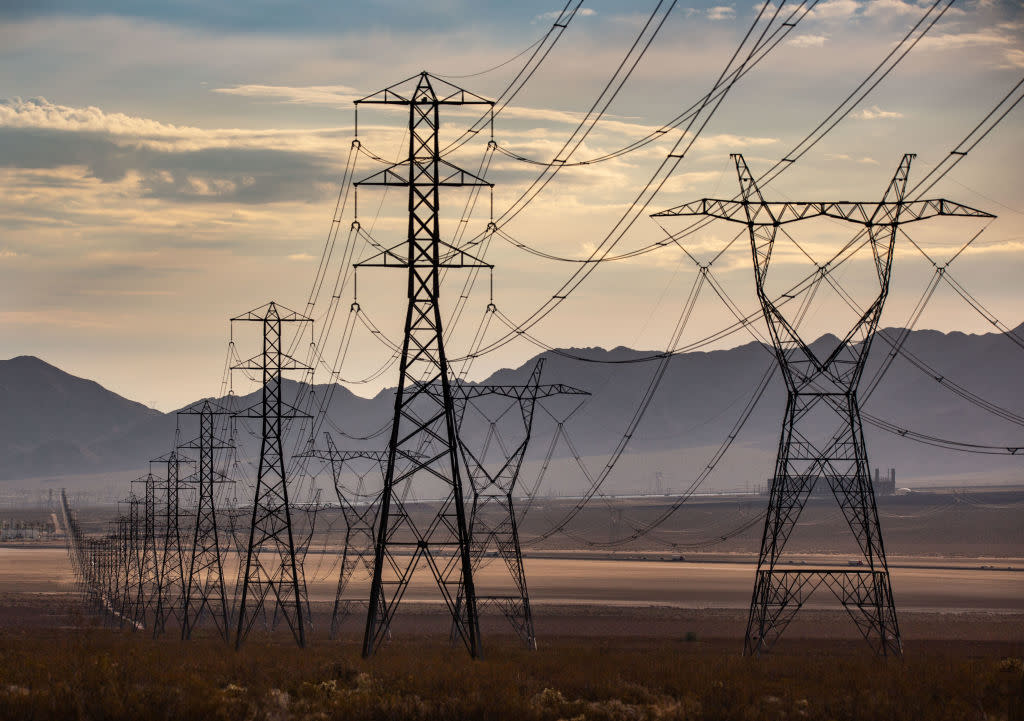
left=232, top=301, right=313, bottom=649
left=119, top=493, right=145, bottom=628
left=114, top=516, right=131, bottom=623
left=178, top=399, right=234, bottom=641
left=441, top=358, right=588, bottom=649
left=151, top=451, right=189, bottom=637
left=653, top=154, right=995, bottom=655
left=132, top=474, right=160, bottom=629
left=298, top=437, right=388, bottom=639
left=353, top=71, right=494, bottom=658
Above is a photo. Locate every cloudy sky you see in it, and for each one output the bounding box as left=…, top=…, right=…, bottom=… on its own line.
left=1, top=0, right=1022, bottom=411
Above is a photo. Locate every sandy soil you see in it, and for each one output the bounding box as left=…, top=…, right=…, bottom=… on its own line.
left=2, top=546, right=1021, bottom=647
left=5, top=547, right=1020, bottom=612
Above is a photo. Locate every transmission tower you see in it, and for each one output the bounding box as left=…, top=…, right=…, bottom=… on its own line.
left=118, top=493, right=145, bottom=628
left=178, top=399, right=234, bottom=641
left=113, top=517, right=130, bottom=624
left=353, top=71, right=494, bottom=658
left=440, top=358, right=588, bottom=649
left=653, top=153, right=994, bottom=655
left=131, top=474, right=160, bottom=629
left=298, top=437, right=389, bottom=638
left=268, top=489, right=321, bottom=636
left=151, top=451, right=189, bottom=638
left=231, top=301, right=313, bottom=649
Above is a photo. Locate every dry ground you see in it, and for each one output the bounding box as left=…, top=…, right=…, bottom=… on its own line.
left=0, top=490, right=1020, bottom=719
left=0, top=608, right=1020, bottom=721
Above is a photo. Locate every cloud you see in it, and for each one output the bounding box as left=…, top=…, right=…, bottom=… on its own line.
left=0, top=97, right=349, bottom=203
left=707, top=6, right=736, bottom=21
left=1, top=96, right=204, bottom=139
left=916, top=29, right=1015, bottom=52
left=79, top=289, right=176, bottom=296
left=534, top=8, right=596, bottom=22
left=911, top=23, right=1023, bottom=70
left=1002, top=48, right=1024, bottom=69
left=789, top=34, right=828, bottom=48
left=863, top=0, right=940, bottom=17
left=692, top=133, right=778, bottom=152
left=212, top=84, right=363, bottom=107
left=853, top=105, right=904, bottom=120
left=0, top=309, right=116, bottom=329
left=213, top=87, right=666, bottom=139
left=0, top=96, right=354, bottom=154
left=808, top=0, right=860, bottom=20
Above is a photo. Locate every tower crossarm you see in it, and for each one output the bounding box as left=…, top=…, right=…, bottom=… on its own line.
left=355, top=239, right=492, bottom=269
left=230, top=302, right=310, bottom=323
left=178, top=437, right=234, bottom=452
left=356, top=159, right=493, bottom=189
left=230, top=355, right=312, bottom=372
left=354, top=71, right=493, bottom=106
left=421, top=381, right=589, bottom=402
left=302, top=448, right=390, bottom=464
left=652, top=198, right=994, bottom=225
left=232, top=401, right=312, bottom=420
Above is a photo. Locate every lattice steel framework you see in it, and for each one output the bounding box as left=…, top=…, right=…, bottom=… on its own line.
left=132, top=474, right=160, bottom=629
left=119, top=493, right=144, bottom=627
left=269, top=489, right=321, bottom=635
left=437, top=358, right=588, bottom=649
left=299, top=437, right=389, bottom=638
left=231, top=301, right=313, bottom=648
left=353, top=71, right=494, bottom=658
left=151, top=452, right=189, bottom=637
left=653, top=154, right=994, bottom=655
left=178, top=399, right=234, bottom=641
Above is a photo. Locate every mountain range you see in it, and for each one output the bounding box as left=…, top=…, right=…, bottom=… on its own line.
left=2, top=323, right=1023, bottom=493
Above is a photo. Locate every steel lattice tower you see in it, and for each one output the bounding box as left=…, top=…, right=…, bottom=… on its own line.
left=232, top=301, right=313, bottom=649
left=151, top=451, right=189, bottom=637
left=119, top=493, right=145, bottom=627
left=353, top=71, right=494, bottom=658
left=441, top=359, right=588, bottom=649
left=114, top=517, right=130, bottom=623
left=653, top=154, right=994, bottom=655
left=178, top=399, right=234, bottom=641
left=299, top=436, right=388, bottom=639
left=133, top=474, right=160, bottom=629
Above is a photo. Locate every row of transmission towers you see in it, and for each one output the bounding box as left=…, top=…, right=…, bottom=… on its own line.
left=64, top=71, right=587, bottom=658
left=62, top=398, right=237, bottom=640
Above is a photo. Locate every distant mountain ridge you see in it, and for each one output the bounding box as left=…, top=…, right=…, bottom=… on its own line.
left=2, top=323, right=1023, bottom=489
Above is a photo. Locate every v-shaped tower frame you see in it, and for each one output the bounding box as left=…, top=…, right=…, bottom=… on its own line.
left=653, top=154, right=994, bottom=655
left=438, top=358, right=588, bottom=649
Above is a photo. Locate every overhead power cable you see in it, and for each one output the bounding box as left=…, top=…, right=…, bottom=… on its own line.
left=450, top=0, right=949, bottom=364
left=435, top=37, right=548, bottom=80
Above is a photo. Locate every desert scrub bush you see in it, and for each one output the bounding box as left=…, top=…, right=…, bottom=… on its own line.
left=0, top=631, right=1019, bottom=720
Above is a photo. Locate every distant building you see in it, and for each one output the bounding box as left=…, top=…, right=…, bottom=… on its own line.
left=761, top=467, right=896, bottom=496
left=873, top=467, right=896, bottom=496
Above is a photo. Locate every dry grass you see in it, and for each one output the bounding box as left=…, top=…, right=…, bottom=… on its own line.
left=0, top=626, right=1020, bottom=721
